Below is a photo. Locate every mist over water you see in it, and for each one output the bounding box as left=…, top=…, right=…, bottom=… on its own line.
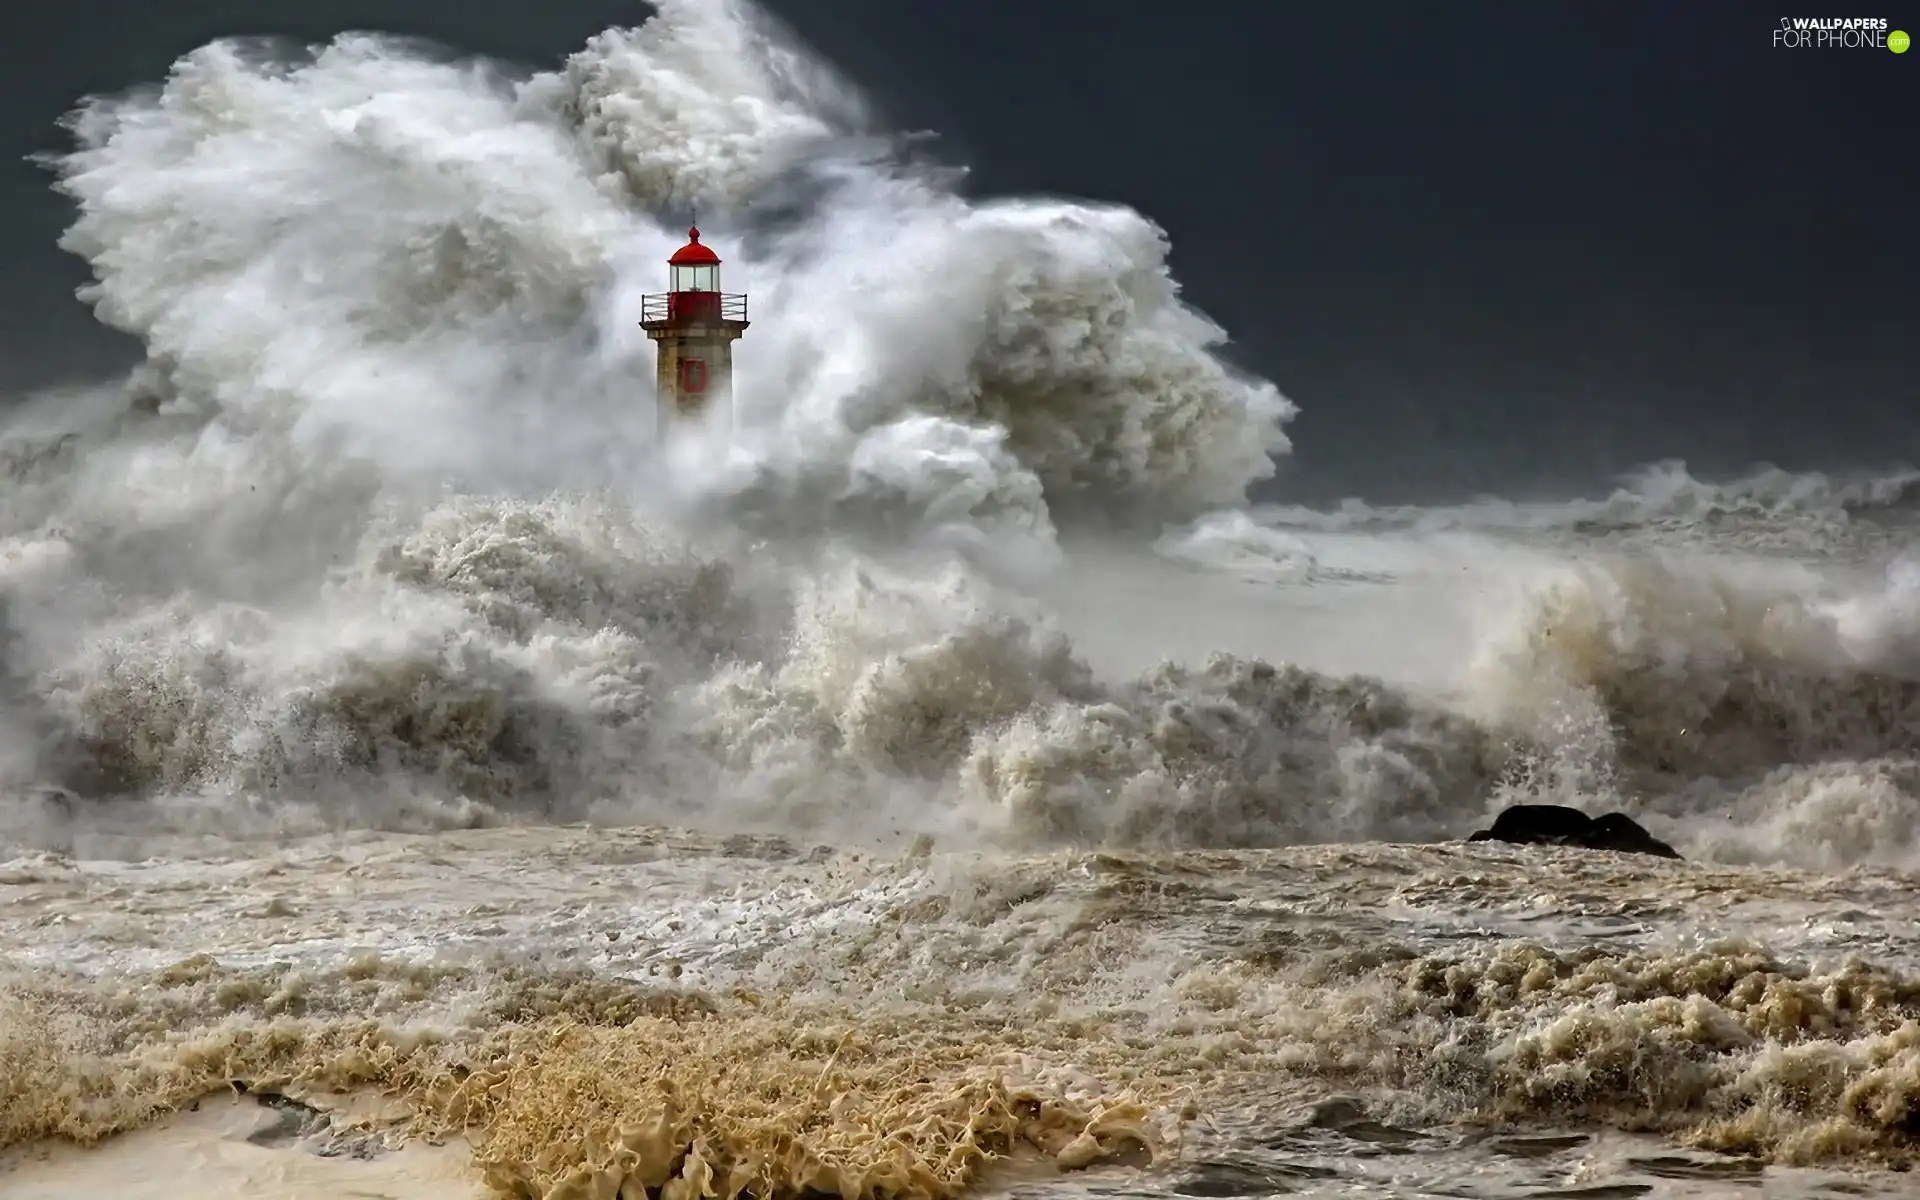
left=4, top=2, right=1920, bottom=1196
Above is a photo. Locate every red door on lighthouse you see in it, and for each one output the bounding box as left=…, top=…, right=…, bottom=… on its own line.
left=680, top=358, right=708, bottom=393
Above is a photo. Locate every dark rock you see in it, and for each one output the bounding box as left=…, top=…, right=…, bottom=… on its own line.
left=1467, top=804, right=1681, bottom=859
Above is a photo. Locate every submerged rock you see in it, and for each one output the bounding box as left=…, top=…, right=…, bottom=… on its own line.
left=1467, top=803, right=1682, bottom=859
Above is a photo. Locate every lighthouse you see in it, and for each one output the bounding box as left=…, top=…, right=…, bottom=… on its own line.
left=639, top=226, right=749, bottom=436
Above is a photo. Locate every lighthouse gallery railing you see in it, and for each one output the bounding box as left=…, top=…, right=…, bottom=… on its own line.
left=640, top=292, right=748, bottom=324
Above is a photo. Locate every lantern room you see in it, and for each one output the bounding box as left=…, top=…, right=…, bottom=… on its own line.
left=669, top=226, right=721, bottom=293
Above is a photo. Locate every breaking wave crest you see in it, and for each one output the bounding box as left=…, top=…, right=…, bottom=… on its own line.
left=1461, top=548, right=1920, bottom=869
left=1254, top=459, right=1920, bottom=546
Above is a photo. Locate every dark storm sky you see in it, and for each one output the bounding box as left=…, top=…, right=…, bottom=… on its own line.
left=1, top=1, right=1914, bottom=502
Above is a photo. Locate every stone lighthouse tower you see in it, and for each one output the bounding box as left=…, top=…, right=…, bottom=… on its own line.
left=639, top=226, right=749, bottom=436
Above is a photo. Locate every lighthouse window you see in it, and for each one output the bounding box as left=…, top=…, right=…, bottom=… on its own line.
left=672, top=264, right=718, bottom=292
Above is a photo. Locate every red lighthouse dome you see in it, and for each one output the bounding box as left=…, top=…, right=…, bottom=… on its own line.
left=668, top=226, right=721, bottom=268
left=663, top=226, right=724, bottom=306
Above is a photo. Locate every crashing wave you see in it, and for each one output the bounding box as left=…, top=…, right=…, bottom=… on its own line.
left=0, top=0, right=1912, bottom=882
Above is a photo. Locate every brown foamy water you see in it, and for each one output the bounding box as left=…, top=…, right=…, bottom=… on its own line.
left=5, top=825, right=1919, bottom=1199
